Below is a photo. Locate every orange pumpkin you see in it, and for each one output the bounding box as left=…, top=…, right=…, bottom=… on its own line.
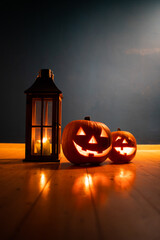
left=108, top=128, right=137, bottom=163
left=62, top=117, right=112, bottom=164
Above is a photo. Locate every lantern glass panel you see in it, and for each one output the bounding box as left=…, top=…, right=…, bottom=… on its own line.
left=42, top=128, right=52, bottom=155
left=32, top=99, right=41, bottom=126
left=31, top=127, right=41, bottom=155
left=54, top=125, right=58, bottom=154
left=59, top=98, right=62, bottom=125
left=43, top=99, right=52, bottom=126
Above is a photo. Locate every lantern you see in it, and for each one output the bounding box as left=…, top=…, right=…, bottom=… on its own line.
left=24, top=69, right=63, bottom=162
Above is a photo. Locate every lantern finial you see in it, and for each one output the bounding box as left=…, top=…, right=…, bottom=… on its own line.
left=24, top=69, right=62, bottom=94
left=84, top=116, right=90, bottom=121
left=38, top=69, right=54, bottom=80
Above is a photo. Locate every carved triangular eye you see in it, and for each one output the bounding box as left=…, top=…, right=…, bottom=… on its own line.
left=122, top=139, right=128, bottom=144
left=76, top=127, right=86, bottom=135
left=100, top=128, right=108, bottom=137
left=115, top=136, right=121, bottom=141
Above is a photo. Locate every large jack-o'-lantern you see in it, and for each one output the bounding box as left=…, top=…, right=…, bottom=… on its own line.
left=108, top=128, right=137, bottom=163
left=62, top=117, right=112, bottom=164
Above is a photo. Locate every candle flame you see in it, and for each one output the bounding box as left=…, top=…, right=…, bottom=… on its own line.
left=37, top=137, right=49, bottom=143
left=42, top=137, right=48, bottom=143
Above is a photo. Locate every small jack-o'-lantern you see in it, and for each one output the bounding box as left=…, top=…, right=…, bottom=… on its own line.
left=62, top=117, right=112, bottom=164
left=108, top=128, right=137, bottom=163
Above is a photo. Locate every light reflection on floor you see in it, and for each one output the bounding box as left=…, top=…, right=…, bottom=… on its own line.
left=114, top=168, right=135, bottom=192
left=72, top=166, right=136, bottom=209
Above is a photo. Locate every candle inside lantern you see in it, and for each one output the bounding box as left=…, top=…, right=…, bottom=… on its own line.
left=42, top=137, right=51, bottom=155
left=35, top=137, right=52, bottom=155
left=35, top=140, right=41, bottom=154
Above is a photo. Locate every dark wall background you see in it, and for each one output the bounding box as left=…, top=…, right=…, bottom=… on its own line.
left=0, top=0, right=160, bottom=143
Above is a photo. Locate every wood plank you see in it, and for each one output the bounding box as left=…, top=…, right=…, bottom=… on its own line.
left=0, top=160, right=59, bottom=240
left=12, top=167, right=100, bottom=240
left=86, top=149, right=160, bottom=240
left=132, top=148, right=160, bottom=183
left=0, top=143, right=25, bottom=159
left=0, top=144, right=160, bottom=240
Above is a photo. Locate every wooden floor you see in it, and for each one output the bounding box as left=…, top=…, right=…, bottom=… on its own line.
left=0, top=144, right=160, bottom=240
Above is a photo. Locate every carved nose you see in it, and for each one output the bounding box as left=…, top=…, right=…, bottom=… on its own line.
left=88, top=136, right=97, bottom=144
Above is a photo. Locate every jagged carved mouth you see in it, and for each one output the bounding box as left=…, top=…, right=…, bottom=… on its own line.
left=73, top=141, right=112, bottom=157
left=114, top=147, right=135, bottom=156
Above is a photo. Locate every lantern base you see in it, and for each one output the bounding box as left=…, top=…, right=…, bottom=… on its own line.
left=23, top=159, right=60, bottom=163
left=24, top=155, right=60, bottom=162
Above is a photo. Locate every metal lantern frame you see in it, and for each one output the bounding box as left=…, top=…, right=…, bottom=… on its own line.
left=24, top=69, right=63, bottom=162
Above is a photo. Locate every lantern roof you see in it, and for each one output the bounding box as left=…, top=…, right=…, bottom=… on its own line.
left=24, top=69, right=62, bottom=94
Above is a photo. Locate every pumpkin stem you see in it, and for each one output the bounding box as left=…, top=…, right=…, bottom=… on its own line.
left=117, top=128, right=121, bottom=131
left=84, top=116, right=90, bottom=121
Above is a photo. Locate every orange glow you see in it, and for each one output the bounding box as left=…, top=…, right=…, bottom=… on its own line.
left=72, top=174, right=92, bottom=196
left=35, top=137, right=52, bottom=155
left=122, top=139, right=128, bottom=144
left=72, top=173, right=111, bottom=208
left=73, top=141, right=112, bottom=157
left=37, top=137, right=49, bottom=144
left=88, top=136, right=97, bottom=144
left=114, top=147, right=135, bottom=155
left=114, top=169, right=135, bottom=191
left=39, top=172, right=50, bottom=195
left=115, top=147, right=135, bottom=155
left=76, top=127, right=86, bottom=135
left=84, top=174, right=93, bottom=188
left=42, top=137, right=48, bottom=143
left=40, top=173, right=46, bottom=189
